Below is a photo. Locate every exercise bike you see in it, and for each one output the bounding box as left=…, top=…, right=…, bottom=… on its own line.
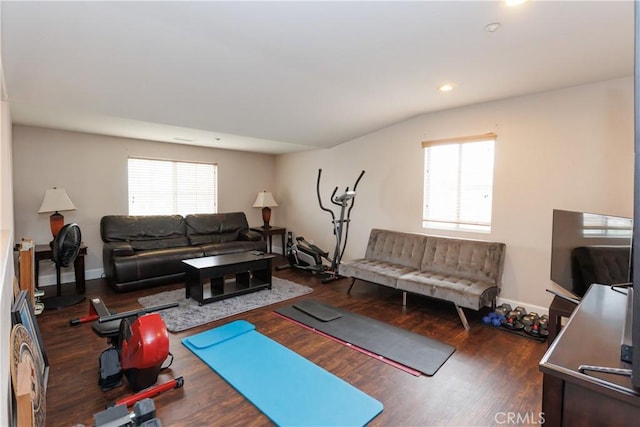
left=70, top=298, right=184, bottom=408
left=278, top=168, right=364, bottom=283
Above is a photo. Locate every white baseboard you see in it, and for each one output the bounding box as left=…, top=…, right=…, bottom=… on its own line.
left=496, top=296, right=548, bottom=316
left=37, top=268, right=103, bottom=287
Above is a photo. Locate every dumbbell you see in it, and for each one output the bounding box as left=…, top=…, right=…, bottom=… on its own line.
left=513, top=306, right=527, bottom=318
left=521, top=312, right=539, bottom=327
left=494, top=303, right=512, bottom=317
left=482, top=311, right=506, bottom=327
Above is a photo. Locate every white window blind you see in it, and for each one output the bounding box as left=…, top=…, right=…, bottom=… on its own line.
left=128, top=157, right=218, bottom=216
left=422, top=133, right=496, bottom=232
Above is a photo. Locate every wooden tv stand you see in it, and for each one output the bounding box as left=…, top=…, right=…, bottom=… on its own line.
left=539, top=284, right=640, bottom=426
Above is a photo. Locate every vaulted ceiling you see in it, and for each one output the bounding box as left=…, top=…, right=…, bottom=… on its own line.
left=1, top=1, right=634, bottom=154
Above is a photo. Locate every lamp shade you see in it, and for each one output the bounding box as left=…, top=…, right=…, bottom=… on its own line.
left=252, top=191, right=278, bottom=208
left=38, top=188, right=77, bottom=240
left=38, top=188, right=77, bottom=213
left=253, top=191, right=278, bottom=229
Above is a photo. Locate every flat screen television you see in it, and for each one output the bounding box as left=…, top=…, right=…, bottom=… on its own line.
left=550, top=209, right=632, bottom=298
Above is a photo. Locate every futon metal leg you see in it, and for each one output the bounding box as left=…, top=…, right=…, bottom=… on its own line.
left=347, top=278, right=356, bottom=294
left=455, top=305, right=471, bottom=331
left=402, top=291, right=407, bottom=306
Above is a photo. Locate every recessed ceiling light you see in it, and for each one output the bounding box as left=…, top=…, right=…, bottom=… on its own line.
left=484, top=22, right=501, bottom=33
left=439, top=83, right=454, bottom=92
left=505, top=0, right=528, bottom=6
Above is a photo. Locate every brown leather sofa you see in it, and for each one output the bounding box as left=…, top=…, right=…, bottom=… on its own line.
left=101, top=212, right=266, bottom=292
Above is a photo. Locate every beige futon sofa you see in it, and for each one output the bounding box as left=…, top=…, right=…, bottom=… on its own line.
left=340, top=228, right=506, bottom=330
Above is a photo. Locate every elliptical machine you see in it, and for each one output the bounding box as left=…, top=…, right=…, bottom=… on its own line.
left=279, top=168, right=365, bottom=283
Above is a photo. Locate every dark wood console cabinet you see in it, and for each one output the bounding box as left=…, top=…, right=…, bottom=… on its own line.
left=539, top=284, right=640, bottom=426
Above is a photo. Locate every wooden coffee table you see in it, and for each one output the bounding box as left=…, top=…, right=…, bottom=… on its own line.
left=182, top=252, right=275, bottom=305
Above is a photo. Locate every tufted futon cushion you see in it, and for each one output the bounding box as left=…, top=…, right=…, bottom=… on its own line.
left=341, top=229, right=427, bottom=288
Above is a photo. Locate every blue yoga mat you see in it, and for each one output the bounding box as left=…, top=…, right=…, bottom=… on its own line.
left=182, top=320, right=383, bottom=426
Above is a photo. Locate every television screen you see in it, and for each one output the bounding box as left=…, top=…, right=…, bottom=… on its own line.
left=550, top=209, right=632, bottom=297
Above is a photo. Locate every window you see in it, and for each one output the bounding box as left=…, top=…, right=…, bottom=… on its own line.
left=422, top=133, right=496, bottom=232
left=128, top=157, right=217, bottom=216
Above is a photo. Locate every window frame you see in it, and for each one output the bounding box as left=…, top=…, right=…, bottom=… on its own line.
left=127, top=156, right=218, bottom=216
left=422, top=133, right=496, bottom=233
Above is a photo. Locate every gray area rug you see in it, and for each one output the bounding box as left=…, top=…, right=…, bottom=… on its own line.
left=138, top=277, right=313, bottom=332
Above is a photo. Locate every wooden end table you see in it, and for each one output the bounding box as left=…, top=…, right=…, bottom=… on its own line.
left=250, top=226, right=286, bottom=255
left=35, top=244, right=88, bottom=293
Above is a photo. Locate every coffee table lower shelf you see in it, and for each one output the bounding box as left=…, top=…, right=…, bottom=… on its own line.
left=193, top=278, right=271, bottom=305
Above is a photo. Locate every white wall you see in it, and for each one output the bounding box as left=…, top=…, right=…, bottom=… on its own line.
left=276, top=77, right=634, bottom=311
left=12, top=126, right=278, bottom=283
left=10, top=78, right=633, bottom=312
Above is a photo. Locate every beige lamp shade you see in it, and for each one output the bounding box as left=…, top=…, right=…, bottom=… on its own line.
left=38, top=188, right=76, bottom=239
left=38, top=188, right=77, bottom=213
left=252, top=191, right=278, bottom=208
left=253, top=191, right=278, bottom=228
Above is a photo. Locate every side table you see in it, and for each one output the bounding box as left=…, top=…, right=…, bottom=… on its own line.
left=547, top=295, right=578, bottom=346
left=250, top=226, right=286, bottom=255
left=35, top=244, right=88, bottom=293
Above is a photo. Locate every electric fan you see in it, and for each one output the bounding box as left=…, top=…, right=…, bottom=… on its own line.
left=43, top=223, right=86, bottom=310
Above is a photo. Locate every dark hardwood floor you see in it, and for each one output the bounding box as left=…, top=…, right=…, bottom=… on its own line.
left=37, top=257, right=548, bottom=426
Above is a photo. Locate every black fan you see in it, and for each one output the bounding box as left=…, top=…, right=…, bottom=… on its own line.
left=43, top=223, right=86, bottom=310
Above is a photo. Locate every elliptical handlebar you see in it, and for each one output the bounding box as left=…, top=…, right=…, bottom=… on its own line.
left=341, top=170, right=365, bottom=257
left=317, top=169, right=336, bottom=222
left=317, top=169, right=365, bottom=212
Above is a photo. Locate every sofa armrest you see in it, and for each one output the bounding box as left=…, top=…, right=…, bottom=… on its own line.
left=239, top=230, right=263, bottom=242
left=102, top=241, right=134, bottom=283
left=104, top=241, right=135, bottom=257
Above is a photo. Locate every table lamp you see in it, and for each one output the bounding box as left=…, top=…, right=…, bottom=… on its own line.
left=38, top=187, right=77, bottom=241
left=253, top=191, right=278, bottom=228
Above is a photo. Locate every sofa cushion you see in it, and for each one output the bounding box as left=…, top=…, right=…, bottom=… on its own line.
left=101, top=215, right=190, bottom=250
left=396, top=271, right=497, bottom=310
left=339, top=259, right=414, bottom=288
left=363, top=229, right=427, bottom=270
left=199, top=240, right=266, bottom=256
left=421, top=237, right=505, bottom=285
left=185, top=213, right=249, bottom=245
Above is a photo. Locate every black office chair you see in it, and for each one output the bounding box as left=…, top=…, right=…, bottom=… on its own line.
left=43, top=223, right=86, bottom=310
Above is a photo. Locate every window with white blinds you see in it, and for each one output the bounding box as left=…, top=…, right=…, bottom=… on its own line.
left=128, top=157, right=218, bottom=216
left=422, top=133, right=496, bottom=232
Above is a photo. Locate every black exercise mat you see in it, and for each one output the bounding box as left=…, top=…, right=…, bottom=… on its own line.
left=276, top=299, right=455, bottom=376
